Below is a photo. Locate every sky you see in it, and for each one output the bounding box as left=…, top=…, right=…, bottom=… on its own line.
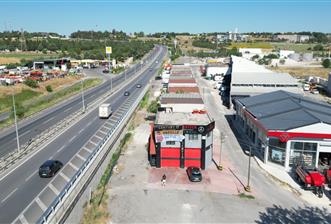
left=0, top=0, right=331, bottom=35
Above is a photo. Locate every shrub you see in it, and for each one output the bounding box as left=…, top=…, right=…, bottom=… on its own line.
left=322, top=59, right=330, bottom=68
left=12, top=103, right=26, bottom=118
left=46, top=85, right=53, bottom=92
left=24, top=79, right=38, bottom=88
left=147, top=100, right=159, bottom=113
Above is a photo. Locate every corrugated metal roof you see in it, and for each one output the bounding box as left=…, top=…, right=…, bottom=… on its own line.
left=168, top=87, right=200, bottom=93
left=237, top=90, right=331, bottom=130
left=231, top=72, right=298, bottom=85
left=160, top=93, right=204, bottom=104
left=169, top=79, right=196, bottom=83
left=161, top=93, right=202, bottom=99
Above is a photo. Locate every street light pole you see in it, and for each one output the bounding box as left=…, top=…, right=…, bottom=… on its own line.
left=218, top=132, right=225, bottom=170
left=108, top=54, right=112, bottom=91
left=80, top=79, right=86, bottom=112
left=245, top=146, right=252, bottom=192
left=12, top=92, right=20, bottom=152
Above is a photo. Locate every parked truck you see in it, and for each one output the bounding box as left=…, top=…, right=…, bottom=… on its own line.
left=99, top=104, right=112, bottom=118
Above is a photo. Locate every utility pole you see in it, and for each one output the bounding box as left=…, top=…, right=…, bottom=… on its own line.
left=218, top=132, right=226, bottom=170
left=12, top=92, right=20, bottom=152
left=108, top=54, right=112, bottom=91
left=80, top=79, right=86, bottom=112
left=245, top=146, right=252, bottom=192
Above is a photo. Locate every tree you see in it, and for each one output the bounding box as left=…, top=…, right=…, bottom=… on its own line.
left=313, top=44, right=324, bottom=51
left=24, top=79, right=38, bottom=88
left=46, top=85, right=53, bottom=92
left=322, top=59, right=330, bottom=68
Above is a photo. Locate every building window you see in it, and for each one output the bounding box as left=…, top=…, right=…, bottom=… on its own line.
left=268, top=137, right=286, bottom=166
left=289, top=141, right=317, bottom=167
left=188, top=134, right=199, bottom=141
left=166, top=141, right=176, bottom=145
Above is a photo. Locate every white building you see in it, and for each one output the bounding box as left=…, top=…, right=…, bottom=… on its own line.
left=279, top=50, right=295, bottom=58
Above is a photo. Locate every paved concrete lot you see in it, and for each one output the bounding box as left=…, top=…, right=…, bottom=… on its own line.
left=107, top=67, right=331, bottom=223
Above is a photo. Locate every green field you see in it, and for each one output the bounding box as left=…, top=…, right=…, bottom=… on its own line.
left=269, top=42, right=316, bottom=53
left=0, top=78, right=101, bottom=129
left=230, top=42, right=273, bottom=49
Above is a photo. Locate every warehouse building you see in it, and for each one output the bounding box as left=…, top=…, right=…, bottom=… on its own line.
left=159, top=93, right=205, bottom=113
left=226, top=56, right=301, bottom=107
left=234, top=90, right=331, bottom=170
left=148, top=111, right=215, bottom=169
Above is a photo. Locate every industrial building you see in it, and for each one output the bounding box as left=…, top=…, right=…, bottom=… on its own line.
left=148, top=111, right=215, bottom=169
left=227, top=56, right=301, bottom=105
left=234, top=90, right=331, bottom=170
left=159, top=93, right=205, bottom=113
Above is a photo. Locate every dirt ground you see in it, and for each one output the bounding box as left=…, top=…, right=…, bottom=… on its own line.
left=0, top=57, right=21, bottom=64
left=0, top=76, right=82, bottom=98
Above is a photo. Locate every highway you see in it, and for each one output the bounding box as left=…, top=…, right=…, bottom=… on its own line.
left=0, top=46, right=167, bottom=223
left=0, top=47, right=159, bottom=158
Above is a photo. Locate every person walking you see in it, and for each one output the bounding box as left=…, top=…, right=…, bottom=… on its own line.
left=161, top=174, right=167, bottom=186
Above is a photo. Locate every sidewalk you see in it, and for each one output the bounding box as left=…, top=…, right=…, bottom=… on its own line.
left=195, top=68, right=331, bottom=209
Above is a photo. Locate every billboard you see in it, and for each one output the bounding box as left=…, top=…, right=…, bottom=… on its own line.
left=106, top=46, right=112, bottom=54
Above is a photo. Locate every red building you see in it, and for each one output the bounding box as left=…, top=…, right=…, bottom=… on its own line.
left=148, top=111, right=215, bottom=169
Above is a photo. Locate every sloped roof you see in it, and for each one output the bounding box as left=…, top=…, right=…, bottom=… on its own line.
left=237, top=90, right=331, bottom=130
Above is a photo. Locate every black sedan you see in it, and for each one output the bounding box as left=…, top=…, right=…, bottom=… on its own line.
left=39, top=160, right=63, bottom=178
left=136, top=84, right=142, bottom=88
left=186, top=166, right=202, bottom=182
left=124, top=91, right=130, bottom=96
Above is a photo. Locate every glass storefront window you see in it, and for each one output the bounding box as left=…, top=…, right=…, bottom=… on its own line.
left=289, top=141, right=317, bottom=167
left=268, top=138, right=286, bottom=166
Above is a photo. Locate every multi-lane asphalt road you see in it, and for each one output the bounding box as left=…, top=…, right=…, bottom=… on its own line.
left=0, top=46, right=167, bottom=223
left=0, top=47, right=160, bottom=158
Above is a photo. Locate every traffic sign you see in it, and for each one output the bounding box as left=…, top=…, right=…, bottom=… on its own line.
left=106, top=46, right=112, bottom=54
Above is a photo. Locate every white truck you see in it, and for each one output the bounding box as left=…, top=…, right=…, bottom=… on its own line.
left=99, top=104, right=112, bottom=118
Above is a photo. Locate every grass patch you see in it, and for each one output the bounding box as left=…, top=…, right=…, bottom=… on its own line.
left=0, top=78, right=101, bottom=129
left=0, top=89, right=41, bottom=113
left=238, top=193, right=255, bottom=200
left=270, top=42, right=316, bottom=53
left=82, top=132, right=133, bottom=224
left=139, top=90, right=150, bottom=109
left=230, top=42, right=272, bottom=49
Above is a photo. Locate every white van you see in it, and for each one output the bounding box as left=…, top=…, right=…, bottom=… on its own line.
left=99, top=104, right=112, bottom=118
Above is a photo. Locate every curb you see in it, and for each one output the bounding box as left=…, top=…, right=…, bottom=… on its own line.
left=252, top=156, right=302, bottom=196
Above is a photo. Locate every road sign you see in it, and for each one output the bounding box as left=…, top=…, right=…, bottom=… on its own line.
left=106, top=46, right=112, bottom=54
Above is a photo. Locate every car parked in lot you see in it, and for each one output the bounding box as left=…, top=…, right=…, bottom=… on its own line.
left=186, top=166, right=202, bottom=182
left=39, top=160, right=63, bottom=178
left=124, top=91, right=130, bottom=96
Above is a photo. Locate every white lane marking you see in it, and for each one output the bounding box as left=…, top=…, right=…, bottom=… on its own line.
left=49, top=156, right=53, bottom=160
left=60, top=172, right=70, bottom=182
left=68, top=135, right=77, bottom=143
left=36, top=197, right=47, bottom=211
left=86, top=121, right=93, bottom=126
left=25, top=172, right=36, bottom=182
left=63, top=107, right=72, bottom=113
left=49, top=184, right=60, bottom=195
left=57, top=145, right=66, bottom=153
left=42, top=117, right=55, bottom=125
left=20, top=129, right=31, bottom=137
left=1, top=188, right=18, bottom=203
left=69, top=162, right=79, bottom=171
left=78, top=129, right=84, bottom=134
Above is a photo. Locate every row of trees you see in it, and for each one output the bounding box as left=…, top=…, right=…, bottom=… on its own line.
left=187, top=47, right=242, bottom=58
left=0, top=38, right=156, bottom=66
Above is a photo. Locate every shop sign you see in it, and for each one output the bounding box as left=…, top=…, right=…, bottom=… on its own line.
left=155, top=134, right=185, bottom=143
left=154, top=124, right=182, bottom=131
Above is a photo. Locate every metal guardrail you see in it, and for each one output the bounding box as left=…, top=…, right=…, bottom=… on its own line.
left=12, top=46, right=165, bottom=224
left=0, top=47, right=159, bottom=175
left=38, top=71, right=153, bottom=224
